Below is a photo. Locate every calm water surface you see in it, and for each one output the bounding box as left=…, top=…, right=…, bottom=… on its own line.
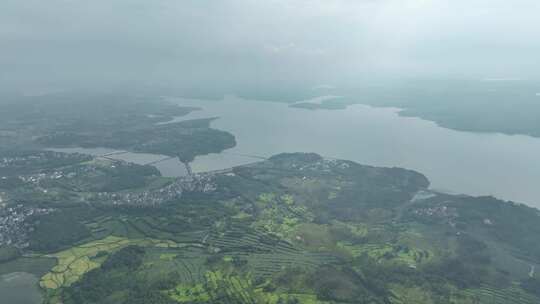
left=48, top=147, right=189, bottom=177
left=50, top=95, right=540, bottom=208
left=0, top=272, right=42, bottom=304
left=171, top=95, right=540, bottom=208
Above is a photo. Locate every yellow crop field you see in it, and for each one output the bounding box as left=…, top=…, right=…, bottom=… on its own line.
left=40, top=236, right=185, bottom=289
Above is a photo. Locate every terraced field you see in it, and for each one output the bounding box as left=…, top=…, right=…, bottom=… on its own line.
left=463, top=284, right=540, bottom=304
left=205, top=223, right=340, bottom=279
left=252, top=192, right=315, bottom=239
left=388, top=284, right=538, bottom=304
left=140, top=246, right=210, bottom=288
left=170, top=270, right=331, bottom=304
left=40, top=236, right=192, bottom=289
left=10, top=152, right=540, bottom=304
left=87, top=215, right=209, bottom=243
left=171, top=248, right=209, bottom=284
left=205, top=224, right=291, bottom=254
left=338, top=242, right=431, bottom=266
left=246, top=251, right=339, bottom=279
left=389, top=285, right=438, bottom=304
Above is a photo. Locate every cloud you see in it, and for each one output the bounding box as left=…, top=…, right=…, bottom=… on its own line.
left=312, top=85, right=336, bottom=90
left=265, top=43, right=297, bottom=54
left=1, top=0, right=539, bottom=91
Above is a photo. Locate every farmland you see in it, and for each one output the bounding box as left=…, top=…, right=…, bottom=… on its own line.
left=2, top=152, right=540, bottom=303
left=40, top=236, right=189, bottom=289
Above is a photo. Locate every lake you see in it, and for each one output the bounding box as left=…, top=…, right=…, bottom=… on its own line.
left=0, top=272, right=42, bottom=304
left=51, top=95, right=540, bottom=208
left=174, top=95, right=540, bottom=208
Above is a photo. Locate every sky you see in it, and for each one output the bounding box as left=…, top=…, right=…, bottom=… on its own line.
left=1, top=0, right=540, bottom=92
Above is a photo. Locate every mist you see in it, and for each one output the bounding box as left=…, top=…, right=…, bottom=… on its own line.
left=2, top=0, right=540, bottom=93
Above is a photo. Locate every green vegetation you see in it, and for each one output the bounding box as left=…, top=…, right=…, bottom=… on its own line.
left=40, top=236, right=131, bottom=289
left=40, top=236, right=193, bottom=290
left=0, top=150, right=91, bottom=177
left=289, top=97, right=348, bottom=111
left=3, top=148, right=540, bottom=304
left=464, top=284, right=540, bottom=304
left=29, top=211, right=92, bottom=253
left=0, top=245, right=20, bottom=263
left=38, top=118, right=235, bottom=163
left=0, top=93, right=236, bottom=162
left=62, top=160, right=161, bottom=193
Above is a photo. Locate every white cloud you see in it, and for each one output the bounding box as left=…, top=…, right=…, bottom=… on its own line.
left=1, top=0, right=540, bottom=90
left=265, top=43, right=296, bottom=54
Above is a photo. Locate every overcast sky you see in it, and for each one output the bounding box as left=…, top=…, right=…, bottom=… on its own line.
left=2, top=0, right=539, bottom=92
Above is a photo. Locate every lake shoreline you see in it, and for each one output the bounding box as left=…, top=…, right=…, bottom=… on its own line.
left=44, top=94, right=540, bottom=208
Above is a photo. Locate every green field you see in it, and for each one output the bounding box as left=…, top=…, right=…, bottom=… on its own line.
left=40, top=236, right=190, bottom=289
left=2, top=152, right=540, bottom=303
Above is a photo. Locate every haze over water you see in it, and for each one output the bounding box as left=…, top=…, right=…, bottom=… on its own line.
left=171, top=96, right=540, bottom=208
left=0, top=272, right=42, bottom=304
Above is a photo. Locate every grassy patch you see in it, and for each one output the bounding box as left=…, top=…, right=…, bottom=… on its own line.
left=338, top=242, right=431, bottom=267
left=389, top=285, right=435, bottom=304
left=168, top=270, right=328, bottom=304
left=252, top=192, right=314, bottom=240
left=40, top=236, right=188, bottom=289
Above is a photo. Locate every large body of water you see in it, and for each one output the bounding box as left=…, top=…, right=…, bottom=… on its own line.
left=174, top=95, right=540, bottom=208
left=0, top=272, right=42, bottom=304
left=52, top=95, right=540, bottom=208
